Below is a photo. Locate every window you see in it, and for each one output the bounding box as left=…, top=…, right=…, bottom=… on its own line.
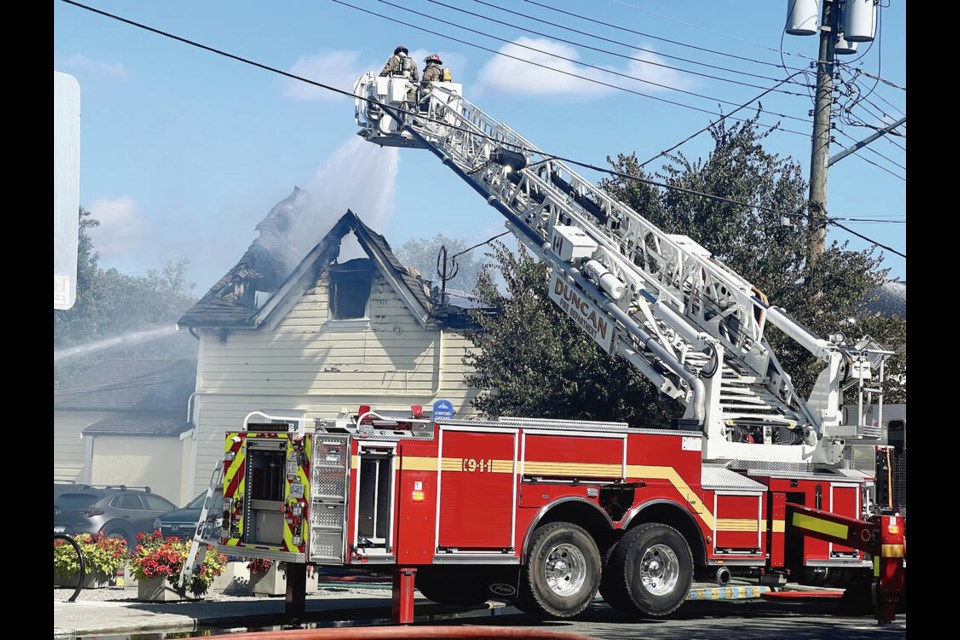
left=112, top=494, right=142, bottom=510
left=329, top=262, right=374, bottom=320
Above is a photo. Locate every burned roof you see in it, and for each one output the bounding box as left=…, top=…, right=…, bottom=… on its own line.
left=177, top=188, right=474, bottom=330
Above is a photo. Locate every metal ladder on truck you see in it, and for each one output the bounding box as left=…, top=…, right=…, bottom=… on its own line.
left=354, top=72, right=891, bottom=466
left=177, top=462, right=223, bottom=592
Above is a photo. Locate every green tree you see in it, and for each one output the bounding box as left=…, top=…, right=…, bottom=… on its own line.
left=464, top=241, right=673, bottom=428
left=464, top=114, right=903, bottom=423
left=54, top=208, right=200, bottom=388
left=600, top=114, right=900, bottom=401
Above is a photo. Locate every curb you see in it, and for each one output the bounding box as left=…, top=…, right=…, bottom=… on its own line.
left=687, top=585, right=771, bottom=600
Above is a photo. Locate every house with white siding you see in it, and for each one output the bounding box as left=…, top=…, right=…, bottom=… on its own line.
left=53, top=358, right=197, bottom=506
left=177, top=190, right=486, bottom=498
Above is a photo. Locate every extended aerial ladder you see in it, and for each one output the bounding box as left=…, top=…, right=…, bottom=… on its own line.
left=354, top=72, right=892, bottom=468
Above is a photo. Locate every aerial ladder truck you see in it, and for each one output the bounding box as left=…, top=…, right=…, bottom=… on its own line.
left=181, top=69, right=905, bottom=625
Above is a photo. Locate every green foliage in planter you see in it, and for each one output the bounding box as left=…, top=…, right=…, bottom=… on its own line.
left=53, top=533, right=127, bottom=579
left=130, top=530, right=227, bottom=597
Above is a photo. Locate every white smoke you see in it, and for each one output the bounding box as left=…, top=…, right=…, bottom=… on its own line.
left=254, top=136, right=399, bottom=276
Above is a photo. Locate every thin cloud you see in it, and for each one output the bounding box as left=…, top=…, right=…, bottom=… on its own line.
left=474, top=37, right=693, bottom=98
left=283, top=51, right=368, bottom=101
left=60, top=53, right=128, bottom=79
left=88, top=196, right=152, bottom=259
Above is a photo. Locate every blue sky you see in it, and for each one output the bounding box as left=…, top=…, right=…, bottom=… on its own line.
left=53, top=0, right=906, bottom=294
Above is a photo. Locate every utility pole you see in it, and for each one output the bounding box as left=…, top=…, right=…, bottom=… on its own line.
left=808, top=0, right=837, bottom=263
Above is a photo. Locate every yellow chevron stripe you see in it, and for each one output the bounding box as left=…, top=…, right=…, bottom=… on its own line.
left=772, top=520, right=785, bottom=533
left=626, top=465, right=715, bottom=530
left=791, top=512, right=849, bottom=541
left=716, top=519, right=760, bottom=532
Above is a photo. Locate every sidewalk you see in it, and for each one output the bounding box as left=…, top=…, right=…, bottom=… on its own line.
left=53, top=580, right=777, bottom=639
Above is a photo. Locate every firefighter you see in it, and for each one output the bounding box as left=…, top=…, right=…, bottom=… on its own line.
left=421, top=53, right=444, bottom=85
left=379, top=45, right=419, bottom=82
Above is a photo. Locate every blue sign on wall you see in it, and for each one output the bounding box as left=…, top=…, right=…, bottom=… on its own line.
left=433, top=399, right=455, bottom=420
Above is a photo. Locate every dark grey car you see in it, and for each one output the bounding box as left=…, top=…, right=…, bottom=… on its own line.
left=53, top=485, right=177, bottom=549
left=153, top=488, right=222, bottom=540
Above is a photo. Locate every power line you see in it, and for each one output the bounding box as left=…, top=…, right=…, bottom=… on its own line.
left=523, top=0, right=806, bottom=71
left=333, top=0, right=813, bottom=135
left=637, top=71, right=804, bottom=169
left=59, top=0, right=903, bottom=260
left=601, top=0, right=819, bottom=63
left=834, top=126, right=906, bottom=172
left=451, top=0, right=812, bottom=92
left=371, top=0, right=813, bottom=121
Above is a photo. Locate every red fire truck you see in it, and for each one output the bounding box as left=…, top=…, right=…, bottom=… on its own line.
left=181, top=69, right=905, bottom=624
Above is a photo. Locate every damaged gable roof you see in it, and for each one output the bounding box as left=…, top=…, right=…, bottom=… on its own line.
left=177, top=189, right=436, bottom=330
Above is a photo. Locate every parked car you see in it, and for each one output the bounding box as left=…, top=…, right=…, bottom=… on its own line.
left=53, top=485, right=178, bottom=549
left=153, top=488, right=222, bottom=540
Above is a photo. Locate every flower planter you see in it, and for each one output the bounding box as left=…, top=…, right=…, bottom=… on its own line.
left=250, top=563, right=286, bottom=596
left=137, top=576, right=183, bottom=602
left=212, top=561, right=251, bottom=594
left=54, top=570, right=117, bottom=589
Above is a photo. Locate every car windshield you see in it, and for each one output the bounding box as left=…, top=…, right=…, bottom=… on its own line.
left=56, top=493, right=101, bottom=510
left=185, top=492, right=207, bottom=510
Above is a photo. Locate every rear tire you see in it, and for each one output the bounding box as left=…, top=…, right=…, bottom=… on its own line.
left=598, top=537, right=634, bottom=613
left=517, top=522, right=601, bottom=619
left=614, top=523, right=693, bottom=617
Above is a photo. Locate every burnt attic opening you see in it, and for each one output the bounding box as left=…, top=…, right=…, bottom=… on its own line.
left=329, top=259, right=376, bottom=320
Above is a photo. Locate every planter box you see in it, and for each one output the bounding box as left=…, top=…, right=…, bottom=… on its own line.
left=212, top=561, right=250, bottom=594
left=305, top=566, right=320, bottom=594
left=250, top=563, right=286, bottom=596
left=137, top=576, right=183, bottom=602
left=54, top=570, right=117, bottom=589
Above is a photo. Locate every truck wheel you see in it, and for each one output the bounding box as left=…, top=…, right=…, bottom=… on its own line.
left=518, top=522, right=601, bottom=619
left=616, top=523, right=693, bottom=617
left=598, top=538, right=634, bottom=613
left=416, top=569, right=490, bottom=607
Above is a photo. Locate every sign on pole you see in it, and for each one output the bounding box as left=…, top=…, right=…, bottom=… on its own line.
left=54, top=71, right=81, bottom=310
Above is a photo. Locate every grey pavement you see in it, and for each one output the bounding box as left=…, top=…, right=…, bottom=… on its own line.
left=52, top=579, right=866, bottom=639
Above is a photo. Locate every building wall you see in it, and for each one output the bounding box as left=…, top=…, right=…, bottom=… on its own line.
left=54, top=411, right=111, bottom=483
left=89, top=435, right=190, bottom=507
left=188, top=271, right=482, bottom=496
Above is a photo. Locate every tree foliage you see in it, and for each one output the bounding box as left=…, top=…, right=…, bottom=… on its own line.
left=53, top=208, right=200, bottom=388
left=463, top=113, right=904, bottom=423
left=395, top=233, right=491, bottom=298
left=464, top=241, right=673, bottom=428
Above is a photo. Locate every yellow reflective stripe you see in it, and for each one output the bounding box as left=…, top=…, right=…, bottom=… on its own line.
left=771, top=520, right=785, bottom=533
left=873, top=556, right=880, bottom=577
left=524, top=462, right=621, bottom=476
left=403, top=456, right=439, bottom=471
left=441, top=457, right=462, bottom=472
left=351, top=454, right=359, bottom=469
left=626, top=465, right=715, bottom=530
left=403, top=456, right=515, bottom=472
left=792, top=512, right=849, bottom=541
left=716, top=519, right=760, bottom=532
left=491, top=460, right=515, bottom=473
left=882, top=544, right=905, bottom=558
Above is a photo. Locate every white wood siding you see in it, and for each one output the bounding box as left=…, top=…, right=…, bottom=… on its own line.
left=54, top=411, right=110, bottom=482
left=188, top=270, right=483, bottom=496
